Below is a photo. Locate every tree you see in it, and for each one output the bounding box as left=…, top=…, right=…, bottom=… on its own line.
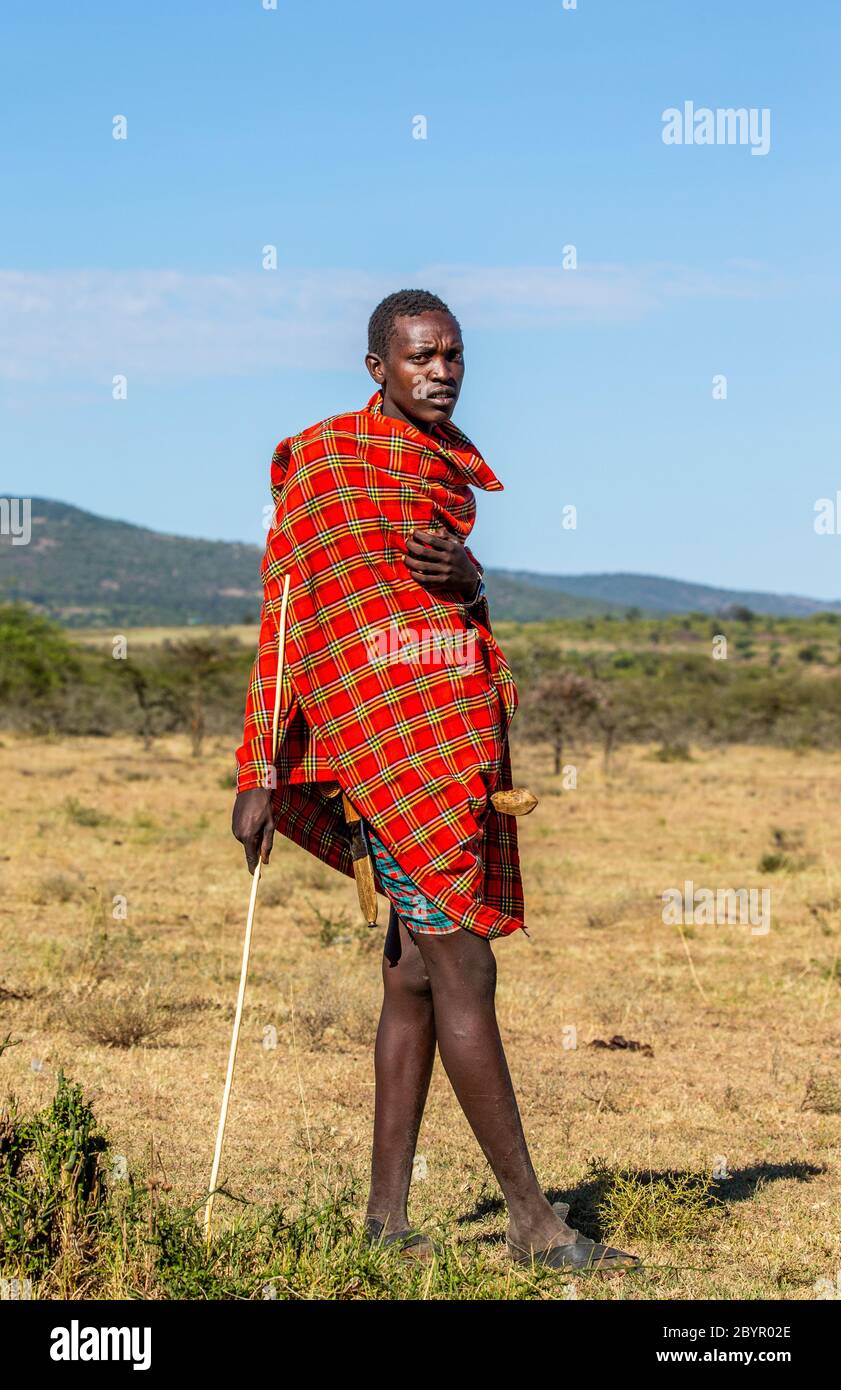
left=595, top=695, right=620, bottom=774
left=119, top=661, right=180, bottom=752
left=0, top=604, right=83, bottom=731
left=721, top=604, right=755, bottom=625
left=521, top=670, right=605, bottom=775
left=161, top=638, right=240, bottom=757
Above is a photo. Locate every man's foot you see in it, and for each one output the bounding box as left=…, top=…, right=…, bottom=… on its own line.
left=506, top=1202, right=640, bottom=1272
left=505, top=1200, right=577, bottom=1253
left=363, top=1215, right=438, bottom=1260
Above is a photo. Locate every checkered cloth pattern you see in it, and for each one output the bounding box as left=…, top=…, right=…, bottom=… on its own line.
left=234, top=390, right=525, bottom=939
left=366, top=821, right=460, bottom=935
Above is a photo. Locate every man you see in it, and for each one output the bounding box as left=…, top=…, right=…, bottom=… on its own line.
left=232, top=289, right=638, bottom=1271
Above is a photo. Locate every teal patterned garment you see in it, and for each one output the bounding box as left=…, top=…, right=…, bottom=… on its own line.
left=365, top=822, right=460, bottom=935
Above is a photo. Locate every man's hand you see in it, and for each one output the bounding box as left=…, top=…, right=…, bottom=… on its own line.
left=232, top=788, right=276, bottom=873
left=405, top=528, right=480, bottom=600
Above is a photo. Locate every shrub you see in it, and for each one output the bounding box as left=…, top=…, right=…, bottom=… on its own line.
left=33, top=873, right=84, bottom=905
left=0, top=1071, right=108, bottom=1278
left=801, top=1072, right=841, bottom=1115
left=593, top=1162, right=721, bottom=1245
left=58, top=984, right=203, bottom=1049
left=62, top=797, right=108, bottom=828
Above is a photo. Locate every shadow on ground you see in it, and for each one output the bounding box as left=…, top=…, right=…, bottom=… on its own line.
left=458, top=1161, right=826, bottom=1244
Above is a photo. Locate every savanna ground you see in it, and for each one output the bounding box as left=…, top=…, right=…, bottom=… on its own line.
left=1, top=727, right=839, bottom=1300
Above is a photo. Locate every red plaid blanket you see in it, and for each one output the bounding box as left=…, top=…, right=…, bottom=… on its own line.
left=235, top=390, right=525, bottom=939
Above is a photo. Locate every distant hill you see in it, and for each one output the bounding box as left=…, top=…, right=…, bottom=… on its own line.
left=2, top=498, right=839, bottom=626
left=498, top=570, right=841, bottom=619
left=1, top=499, right=264, bottom=628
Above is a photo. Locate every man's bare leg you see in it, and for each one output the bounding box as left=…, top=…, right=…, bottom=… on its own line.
left=365, top=909, right=436, bottom=1233
left=413, top=925, right=575, bottom=1251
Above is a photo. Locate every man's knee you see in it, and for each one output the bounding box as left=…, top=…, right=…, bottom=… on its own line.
left=417, top=929, right=497, bottom=1001
left=383, top=942, right=432, bottom=999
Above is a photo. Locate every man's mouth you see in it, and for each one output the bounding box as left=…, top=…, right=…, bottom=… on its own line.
left=428, top=389, right=456, bottom=403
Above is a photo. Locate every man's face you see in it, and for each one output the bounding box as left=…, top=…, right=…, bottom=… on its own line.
left=366, top=311, right=464, bottom=429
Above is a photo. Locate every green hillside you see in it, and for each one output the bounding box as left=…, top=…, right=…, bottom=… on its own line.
left=0, top=499, right=617, bottom=627
left=1, top=499, right=263, bottom=627
left=2, top=498, right=838, bottom=626
left=501, top=569, right=841, bottom=618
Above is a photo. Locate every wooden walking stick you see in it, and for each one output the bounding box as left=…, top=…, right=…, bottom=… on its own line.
left=204, top=572, right=291, bottom=1248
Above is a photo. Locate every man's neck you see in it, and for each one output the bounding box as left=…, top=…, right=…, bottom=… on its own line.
left=380, top=390, right=436, bottom=434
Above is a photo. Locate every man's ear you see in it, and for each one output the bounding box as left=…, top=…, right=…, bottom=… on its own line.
left=365, top=352, right=386, bottom=385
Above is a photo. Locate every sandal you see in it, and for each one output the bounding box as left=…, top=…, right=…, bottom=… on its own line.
left=506, top=1202, right=641, bottom=1273
left=363, top=1216, right=438, bottom=1260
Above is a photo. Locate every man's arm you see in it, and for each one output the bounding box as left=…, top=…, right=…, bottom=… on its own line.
left=231, top=512, right=288, bottom=870
left=462, top=545, right=492, bottom=631
left=405, top=528, right=494, bottom=629
left=404, top=528, right=481, bottom=601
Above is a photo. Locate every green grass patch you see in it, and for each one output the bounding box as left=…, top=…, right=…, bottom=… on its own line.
left=590, top=1160, right=722, bottom=1246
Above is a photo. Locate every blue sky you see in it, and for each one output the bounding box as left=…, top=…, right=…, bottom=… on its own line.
left=2, top=0, right=840, bottom=597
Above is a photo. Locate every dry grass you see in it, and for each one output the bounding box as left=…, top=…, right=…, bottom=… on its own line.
left=1, top=732, right=840, bottom=1300
left=57, top=984, right=204, bottom=1050
left=801, top=1072, right=841, bottom=1116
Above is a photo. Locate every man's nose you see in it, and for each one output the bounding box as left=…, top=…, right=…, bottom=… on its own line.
left=429, top=356, right=453, bottom=380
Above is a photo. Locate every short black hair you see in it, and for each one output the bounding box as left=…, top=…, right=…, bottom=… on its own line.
left=367, top=289, right=459, bottom=360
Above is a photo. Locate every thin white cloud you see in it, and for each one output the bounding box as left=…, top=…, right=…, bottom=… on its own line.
left=0, top=261, right=776, bottom=384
